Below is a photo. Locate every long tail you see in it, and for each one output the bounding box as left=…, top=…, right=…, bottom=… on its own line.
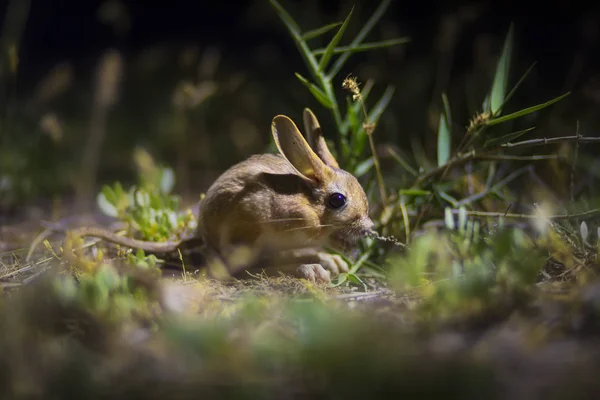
left=69, top=226, right=184, bottom=253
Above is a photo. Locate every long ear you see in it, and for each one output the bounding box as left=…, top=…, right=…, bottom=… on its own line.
left=271, top=115, right=333, bottom=183
left=302, top=108, right=340, bottom=169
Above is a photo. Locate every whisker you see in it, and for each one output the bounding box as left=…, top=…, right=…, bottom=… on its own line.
left=281, top=224, right=336, bottom=233
left=258, top=218, right=307, bottom=224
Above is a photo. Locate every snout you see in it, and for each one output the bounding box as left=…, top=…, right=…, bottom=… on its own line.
left=359, top=216, right=375, bottom=235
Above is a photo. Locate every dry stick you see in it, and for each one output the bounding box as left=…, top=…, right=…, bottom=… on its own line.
left=366, top=128, right=387, bottom=206
left=455, top=164, right=532, bottom=208
left=450, top=208, right=600, bottom=221
left=414, top=135, right=600, bottom=186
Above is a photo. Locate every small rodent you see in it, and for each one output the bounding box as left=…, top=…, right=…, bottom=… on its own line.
left=61, top=108, right=374, bottom=282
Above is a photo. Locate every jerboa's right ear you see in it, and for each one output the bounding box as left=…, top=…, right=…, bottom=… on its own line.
left=271, top=115, right=333, bottom=184
left=302, top=108, right=340, bottom=169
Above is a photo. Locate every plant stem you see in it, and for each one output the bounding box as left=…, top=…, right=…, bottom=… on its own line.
left=367, top=130, right=387, bottom=205
left=414, top=135, right=600, bottom=186
left=451, top=208, right=600, bottom=221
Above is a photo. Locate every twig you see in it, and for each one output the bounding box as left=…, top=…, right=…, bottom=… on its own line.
left=449, top=208, right=600, bottom=221
left=414, top=135, right=600, bottom=186
left=455, top=164, right=531, bottom=207
left=475, top=154, right=558, bottom=161
left=501, top=135, right=600, bottom=149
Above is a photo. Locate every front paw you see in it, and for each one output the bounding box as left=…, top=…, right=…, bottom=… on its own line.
left=316, top=252, right=349, bottom=275
left=297, top=263, right=331, bottom=283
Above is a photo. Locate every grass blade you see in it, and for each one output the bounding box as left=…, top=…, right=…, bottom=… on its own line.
left=302, top=21, right=342, bottom=40
left=354, top=85, right=395, bottom=155
left=500, top=62, right=537, bottom=110
left=437, top=93, right=451, bottom=166
left=366, top=85, right=395, bottom=128
left=354, top=156, right=374, bottom=177
left=295, top=72, right=334, bottom=109
left=439, top=191, right=459, bottom=208
left=488, top=24, right=514, bottom=115
left=268, top=0, right=301, bottom=36
left=318, top=7, right=354, bottom=72
left=486, top=92, right=570, bottom=126
left=269, top=0, right=321, bottom=81
left=346, top=96, right=360, bottom=133
left=483, top=127, right=536, bottom=148
left=387, top=147, right=418, bottom=177
left=313, top=37, right=410, bottom=55
left=329, top=0, right=392, bottom=78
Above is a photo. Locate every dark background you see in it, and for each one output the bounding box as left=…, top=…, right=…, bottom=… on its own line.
left=16, top=1, right=599, bottom=86
left=2, top=0, right=600, bottom=215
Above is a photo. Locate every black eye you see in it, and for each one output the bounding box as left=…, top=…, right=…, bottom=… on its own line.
left=327, top=193, right=347, bottom=209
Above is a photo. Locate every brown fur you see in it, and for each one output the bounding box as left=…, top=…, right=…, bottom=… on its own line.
left=198, top=110, right=373, bottom=280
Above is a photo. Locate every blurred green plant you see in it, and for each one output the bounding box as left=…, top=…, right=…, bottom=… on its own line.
left=96, top=148, right=196, bottom=243
left=388, top=223, right=545, bottom=323
left=54, top=262, right=159, bottom=324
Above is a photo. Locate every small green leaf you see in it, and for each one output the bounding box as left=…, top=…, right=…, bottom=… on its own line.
left=312, top=37, right=411, bottom=56
left=444, top=207, right=455, bottom=230
left=135, top=190, right=150, bottom=207
left=346, top=273, right=367, bottom=289
left=97, top=192, right=118, bottom=217
left=147, top=254, right=158, bottom=268
left=580, top=221, right=589, bottom=242
left=437, top=93, right=451, bottom=166
left=53, top=275, right=78, bottom=301
left=483, top=127, right=536, bottom=148
left=295, top=73, right=334, bottom=109
left=458, top=206, right=467, bottom=233
left=354, top=157, right=374, bottom=177
left=302, top=21, right=343, bottom=40
left=114, top=181, right=124, bottom=199
left=489, top=24, right=514, bottom=115
left=318, top=6, right=354, bottom=72
left=486, top=92, right=570, bottom=126
left=166, top=210, right=178, bottom=229
left=330, top=273, right=348, bottom=287
left=346, top=97, right=359, bottom=133
left=95, top=263, right=121, bottom=291
left=101, top=184, right=117, bottom=205
left=160, top=167, right=175, bottom=194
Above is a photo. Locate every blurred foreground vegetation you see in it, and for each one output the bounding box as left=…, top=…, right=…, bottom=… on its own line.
left=2, top=0, right=600, bottom=398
